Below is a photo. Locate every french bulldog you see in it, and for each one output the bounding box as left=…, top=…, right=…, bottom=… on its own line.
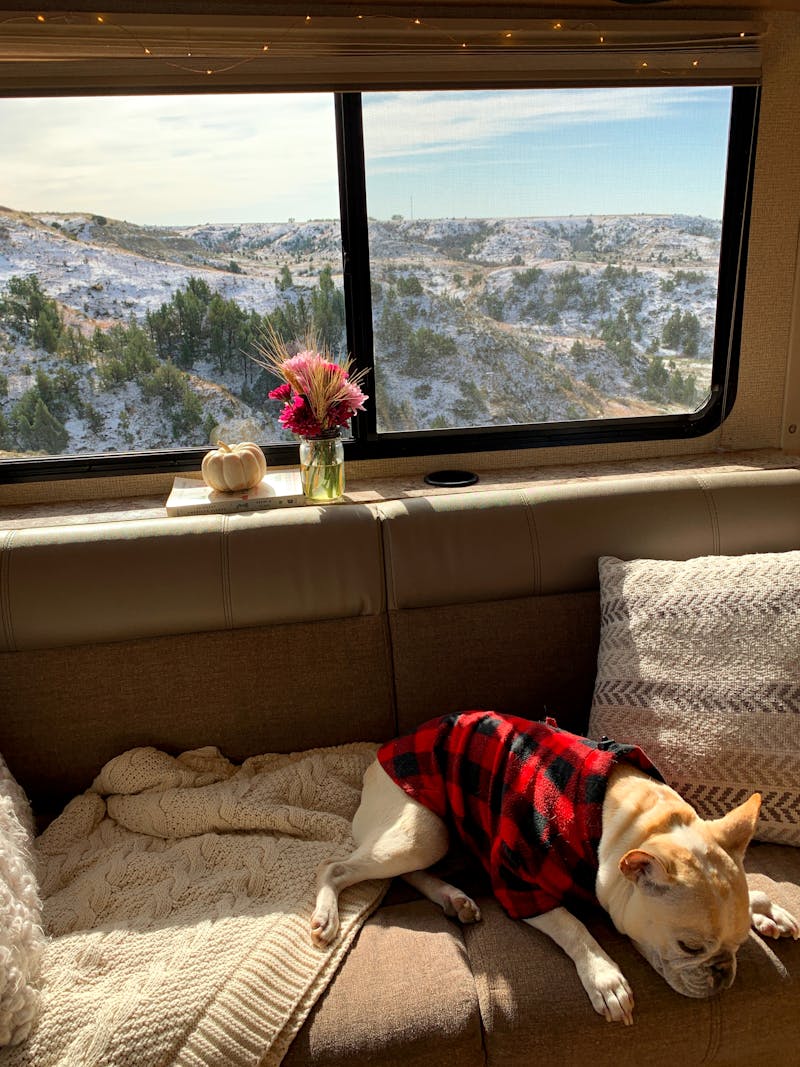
left=311, top=712, right=799, bottom=1024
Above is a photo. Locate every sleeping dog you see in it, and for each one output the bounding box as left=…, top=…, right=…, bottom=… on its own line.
left=311, top=711, right=799, bottom=1024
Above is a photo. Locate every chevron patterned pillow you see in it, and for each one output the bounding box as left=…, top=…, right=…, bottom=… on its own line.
left=588, top=551, right=800, bottom=846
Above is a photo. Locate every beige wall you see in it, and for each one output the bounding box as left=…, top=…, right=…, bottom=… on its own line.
left=3, top=11, right=800, bottom=504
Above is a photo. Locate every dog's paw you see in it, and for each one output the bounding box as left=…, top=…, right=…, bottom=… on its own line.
left=441, top=889, right=481, bottom=924
left=750, top=890, right=800, bottom=940
left=310, top=904, right=340, bottom=948
left=582, top=959, right=635, bottom=1026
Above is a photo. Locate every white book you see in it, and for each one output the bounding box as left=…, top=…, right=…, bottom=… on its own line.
left=166, top=472, right=308, bottom=516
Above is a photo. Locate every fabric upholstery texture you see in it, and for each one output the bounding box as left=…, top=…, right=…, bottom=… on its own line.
left=0, top=755, right=43, bottom=1048
left=0, top=616, right=396, bottom=812
left=284, top=901, right=485, bottom=1067
left=590, top=551, right=800, bottom=845
left=390, top=593, right=600, bottom=736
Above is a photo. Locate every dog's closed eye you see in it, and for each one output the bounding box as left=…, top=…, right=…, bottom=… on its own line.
left=677, top=940, right=705, bottom=956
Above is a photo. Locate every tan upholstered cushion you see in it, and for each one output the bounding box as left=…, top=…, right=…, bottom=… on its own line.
left=589, top=552, right=800, bottom=845
left=0, top=617, right=396, bottom=811
left=0, top=505, right=384, bottom=652
left=379, top=470, right=800, bottom=613
left=465, top=897, right=718, bottom=1066
left=284, top=900, right=485, bottom=1067
left=390, top=593, right=599, bottom=736
left=463, top=848, right=800, bottom=1066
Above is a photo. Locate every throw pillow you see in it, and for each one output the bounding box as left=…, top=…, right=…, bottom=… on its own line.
left=0, top=754, right=44, bottom=1046
left=589, top=551, right=800, bottom=846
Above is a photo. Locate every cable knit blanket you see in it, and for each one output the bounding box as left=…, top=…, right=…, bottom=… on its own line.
left=0, top=742, right=386, bottom=1067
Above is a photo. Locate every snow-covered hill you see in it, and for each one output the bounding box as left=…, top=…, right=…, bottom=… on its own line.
left=0, top=206, right=720, bottom=457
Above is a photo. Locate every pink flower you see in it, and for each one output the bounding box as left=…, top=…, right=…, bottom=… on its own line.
left=268, top=382, right=292, bottom=402
left=278, top=395, right=323, bottom=437
left=259, top=338, right=369, bottom=439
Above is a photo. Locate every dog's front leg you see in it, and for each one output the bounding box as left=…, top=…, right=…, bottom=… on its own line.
left=524, top=908, right=634, bottom=1025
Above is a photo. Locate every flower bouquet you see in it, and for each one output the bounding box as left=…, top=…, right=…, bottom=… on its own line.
left=253, top=330, right=368, bottom=502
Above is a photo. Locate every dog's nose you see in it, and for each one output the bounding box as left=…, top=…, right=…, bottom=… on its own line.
left=709, top=958, right=735, bottom=992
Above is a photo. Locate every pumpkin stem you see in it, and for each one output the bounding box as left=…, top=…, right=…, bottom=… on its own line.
left=218, top=441, right=231, bottom=452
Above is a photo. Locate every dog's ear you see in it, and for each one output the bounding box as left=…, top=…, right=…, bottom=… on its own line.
left=709, top=793, right=761, bottom=860
left=619, top=849, right=673, bottom=894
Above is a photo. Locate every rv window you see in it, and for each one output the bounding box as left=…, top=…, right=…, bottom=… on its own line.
left=0, top=84, right=758, bottom=481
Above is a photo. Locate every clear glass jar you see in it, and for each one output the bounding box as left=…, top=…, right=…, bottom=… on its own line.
left=299, top=432, right=345, bottom=502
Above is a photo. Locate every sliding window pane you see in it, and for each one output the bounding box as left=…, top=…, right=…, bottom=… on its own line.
left=0, top=93, right=344, bottom=458
left=361, top=87, right=732, bottom=433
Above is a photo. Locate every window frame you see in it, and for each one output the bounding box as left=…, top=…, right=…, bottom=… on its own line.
left=0, top=83, right=760, bottom=483
left=338, top=84, right=760, bottom=461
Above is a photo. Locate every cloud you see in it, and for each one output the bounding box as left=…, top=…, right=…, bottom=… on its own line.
left=0, top=86, right=729, bottom=223
left=361, top=86, right=723, bottom=161
left=0, top=94, right=341, bottom=223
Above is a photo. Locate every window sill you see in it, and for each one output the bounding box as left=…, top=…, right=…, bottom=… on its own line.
left=0, top=448, right=797, bottom=531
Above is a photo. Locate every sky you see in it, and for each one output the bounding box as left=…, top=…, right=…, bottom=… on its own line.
left=0, top=86, right=732, bottom=225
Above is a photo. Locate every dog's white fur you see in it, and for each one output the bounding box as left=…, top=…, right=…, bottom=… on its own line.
left=312, top=758, right=799, bottom=1024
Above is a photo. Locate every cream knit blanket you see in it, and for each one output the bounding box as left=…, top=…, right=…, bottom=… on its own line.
left=0, top=742, right=386, bottom=1067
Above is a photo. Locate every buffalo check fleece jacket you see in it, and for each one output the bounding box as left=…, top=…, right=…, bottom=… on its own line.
left=377, top=710, right=662, bottom=920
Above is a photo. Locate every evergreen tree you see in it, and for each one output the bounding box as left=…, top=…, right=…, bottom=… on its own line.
left=662, top=309, right=701, bottom=358
left=34, top=303, right=63, bottom=353
left=277, top=265, right=293, bottom=291
left=146, top=302, right=181, bottom=361
left=310, top=267, right=346, bottom=353
left=173, top=285, right=206, bottom=369
left=13, top=396, right=69, bottom=454
left=662, top=309, right=684, bottom=350
left=643, top=356, right=670, bottom=401
left=0, top=274, right=63, bottom=351
left=682, top=312, right=701, bottom=357
left=207, top=293, right=253, bottom=375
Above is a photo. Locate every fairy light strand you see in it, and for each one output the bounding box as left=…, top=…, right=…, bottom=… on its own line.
left=0, top=11, right=758, bottom=80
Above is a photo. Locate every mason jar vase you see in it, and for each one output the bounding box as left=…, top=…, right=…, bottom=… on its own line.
left=299, top=432, right=345, bottom=502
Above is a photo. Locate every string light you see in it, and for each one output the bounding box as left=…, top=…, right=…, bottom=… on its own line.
left=16, top=11, right=756, bottom=80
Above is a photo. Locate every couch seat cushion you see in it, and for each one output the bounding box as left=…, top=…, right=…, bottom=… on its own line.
left=284, top=900, right=485, bottom=1067
left=462, top=847, right=800, bottom=1066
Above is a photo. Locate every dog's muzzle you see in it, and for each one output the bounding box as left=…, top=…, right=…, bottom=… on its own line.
left=636, top=941, right=738, bottom=999
left=675, top=952, right=738, bottom=999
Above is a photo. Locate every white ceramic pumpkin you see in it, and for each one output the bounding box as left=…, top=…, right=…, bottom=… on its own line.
left=201, top=440, right=267, bottom=492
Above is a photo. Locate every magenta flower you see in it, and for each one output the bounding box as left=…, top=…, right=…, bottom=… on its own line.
left=257, top=337, right=369, bottom=439
left=268, top=382, right=292, bottom=402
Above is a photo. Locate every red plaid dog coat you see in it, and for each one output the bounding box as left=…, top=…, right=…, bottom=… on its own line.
left=377, top=711, right=662, bottom=920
